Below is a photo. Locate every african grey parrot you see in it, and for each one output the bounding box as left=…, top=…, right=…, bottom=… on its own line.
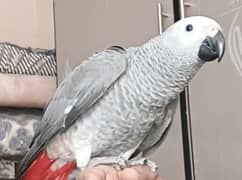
left=17, top=16, right=225, bottom=180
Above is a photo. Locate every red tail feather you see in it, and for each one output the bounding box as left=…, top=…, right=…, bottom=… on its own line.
left=22, top=151, right=76, bottom=180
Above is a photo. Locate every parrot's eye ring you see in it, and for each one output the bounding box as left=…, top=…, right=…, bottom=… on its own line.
left=186, top=24, right=193, bottom=32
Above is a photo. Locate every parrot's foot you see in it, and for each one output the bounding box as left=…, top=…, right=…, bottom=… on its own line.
left=88, top=157, right=158, bottom=172
left=88, top=156, right=128, bottom=170
left=128, top=158, right=158, bottom=172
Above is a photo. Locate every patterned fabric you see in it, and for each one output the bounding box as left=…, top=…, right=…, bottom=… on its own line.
left=0, top=42, right=56, bottom=178
left=0, top=108, right=42, bottom=157
left=0, top=42, right=56, bottom=76
left=0, top=159, right=15, bottom=179
left=0, top=108, right=42, bottom=178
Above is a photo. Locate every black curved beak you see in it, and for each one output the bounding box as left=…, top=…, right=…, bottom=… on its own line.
left=198, top=31, right=225, bottom=62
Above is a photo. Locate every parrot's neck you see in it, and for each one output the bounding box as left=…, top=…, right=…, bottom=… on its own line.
left=129, top=36, right=203, bottom=107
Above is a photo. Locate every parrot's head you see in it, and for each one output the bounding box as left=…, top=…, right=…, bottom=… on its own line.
left=163, top=16, right=225, bottom=64
left=155, top=16, right=225, bottom=87
left=164, top=16, right=225, bottom=62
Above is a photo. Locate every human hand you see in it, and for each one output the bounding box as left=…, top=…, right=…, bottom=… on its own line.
left=76, top=165, right=162, bottom=180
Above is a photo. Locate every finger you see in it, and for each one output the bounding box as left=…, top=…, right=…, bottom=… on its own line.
left=105, top=167, right=120, bottom=180
left=77, top=166, right=120, bottom=180
left=119, top=166, right=159, bottom=180
left=133, top=166, right=159, bottom=180
left=77, top=167, right=105, bottom=180
left=119, top=167, right=140, bottom=180
left=92, top=166, right=119, bottom=180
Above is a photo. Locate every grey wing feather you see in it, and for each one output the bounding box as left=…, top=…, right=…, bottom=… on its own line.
left=132, top=98, right=178, bottom=158
left=16, top=46, right=128, bottom=178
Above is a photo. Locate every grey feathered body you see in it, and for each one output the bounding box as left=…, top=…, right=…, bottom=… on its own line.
left=17, top=36, right=204, bottom=176
left=17, top=16, right=225, bottom=178
left=48, top=37, right=202, bottom=161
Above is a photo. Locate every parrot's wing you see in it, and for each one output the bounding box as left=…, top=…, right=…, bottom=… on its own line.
left=42, top=46, right=127, bottom=130
left=132, top=98, right=178, bottom=158
left=17, top=46, right=128, bottom=177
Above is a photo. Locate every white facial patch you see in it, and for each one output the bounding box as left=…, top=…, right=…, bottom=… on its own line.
left=207, top=25, right=219, bottom=37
